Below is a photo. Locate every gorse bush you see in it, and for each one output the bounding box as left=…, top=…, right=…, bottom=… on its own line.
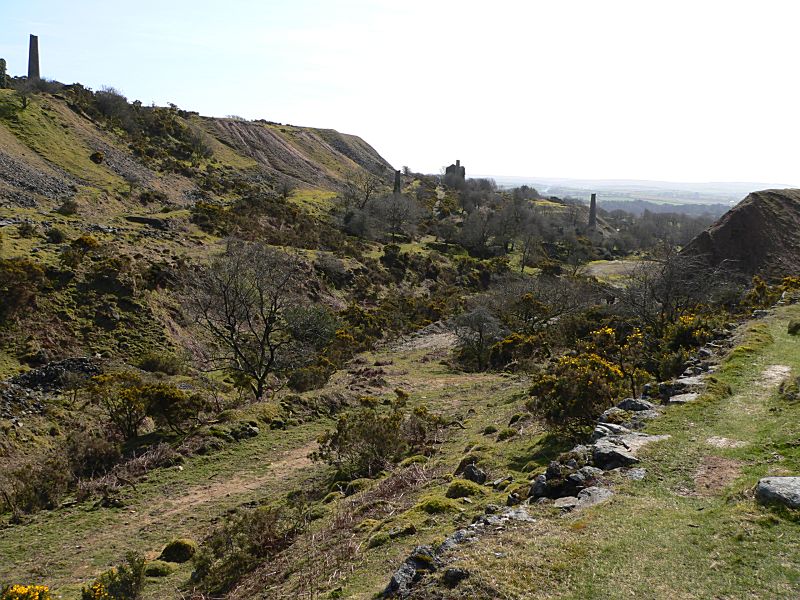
left=1, top=585, right=52, bottom=599
left=0, top=258, right=46, bottom=322
left=80, top=552, right=145, bottom=600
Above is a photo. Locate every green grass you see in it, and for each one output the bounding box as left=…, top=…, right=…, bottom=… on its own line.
left=436, top=305, right=800, bottom=599
left=0, top=91, right=125, bottom=192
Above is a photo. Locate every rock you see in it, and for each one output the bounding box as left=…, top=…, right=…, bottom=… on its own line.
left=755, top=477, right=800, bottom=509
left=592, top=438, right=639, bottom=470
left=698, top=347, right=713, bottom=358
left=530, top=474, right=548, bottom=499
left=383, top=545, right=441, bottom=598
left=616, top=398, right=657, bottom=412
left=462, top=464, right=486, bottom=485
left=667, top=392, right=699, bottom=405
left=506, top=492, right=521, bottom=506
left=592, top=422, right=632, bottom=440
left=625, top=468, right=647, bottom=480
left=575, top=486, right=613, bottom=509
left=442, top=567, right=470, bottom=587
left=484, top=503, right=501, bottom=514
left=553, top=496, right=579, bottom=511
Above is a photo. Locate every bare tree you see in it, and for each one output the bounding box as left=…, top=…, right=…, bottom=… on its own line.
left=343, top=170, right=384, bottom=209
left=185, top=240, right=314, bottom=400
left=371, top=194, right=425, bottom=239
left=277, top=177, right=297, bottom=201
left=454, top=306, right=505, bottom=371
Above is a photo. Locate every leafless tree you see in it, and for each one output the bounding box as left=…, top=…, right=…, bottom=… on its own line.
left=371, top=194, right=425, bottom=239
left=343, top=170, right=384, bottom=209
left=185, top=240, right=307, bottom=400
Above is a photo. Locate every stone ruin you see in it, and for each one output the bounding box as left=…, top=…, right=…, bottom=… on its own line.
left=0, top=58, right=7, bottom=89
left=589, top=192, right=597, bottom=229
left=393, top=169, right=401, bottom=195
left=445, top=159, right=465, bottom=181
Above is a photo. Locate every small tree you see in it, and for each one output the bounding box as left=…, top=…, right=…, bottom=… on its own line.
left=87, top=373, right=148, bottom=440
left=185, top=240, right=321, bottom=400
left=455, top=306, right=505, bottom=371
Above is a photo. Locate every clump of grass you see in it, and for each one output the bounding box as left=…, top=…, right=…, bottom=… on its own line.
left=414, top=495, right=460, bottom=514
left=158, top=538, right=197, bottom=563
left=445, top=478, right=486, bottom=499
left=144, top=560, right=175, bottom=577
left=497, top=427, right=517, bottom=441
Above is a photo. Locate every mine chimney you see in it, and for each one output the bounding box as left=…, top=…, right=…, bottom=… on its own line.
left=28, top=34, right=40, bottom=80
left=589, top=193, right=597, bottom=229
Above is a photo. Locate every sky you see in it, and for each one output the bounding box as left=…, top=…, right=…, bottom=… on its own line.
left=2, top=0, right=800, bottom=184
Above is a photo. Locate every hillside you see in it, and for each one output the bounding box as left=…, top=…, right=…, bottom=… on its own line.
left=0, top=88, right=391, bottom=212
left=1, top=83, right=799, bottom=600
left=682, top=188, right=800, bottom=279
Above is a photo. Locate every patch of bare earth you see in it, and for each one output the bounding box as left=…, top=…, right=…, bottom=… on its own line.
left=694, top=456, right=743, bottom=497
left=759, top=364, right=791, bottom=387
left=157, top=441, right=316, bottom=519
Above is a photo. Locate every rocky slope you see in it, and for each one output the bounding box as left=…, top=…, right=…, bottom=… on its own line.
left=682, top=188, right=800, bottom=278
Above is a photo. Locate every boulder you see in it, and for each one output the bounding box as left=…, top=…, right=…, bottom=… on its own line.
left=592, top=438, right=639, bottom=470
left=667, top=392, right=699, bottom=405
left=755, top=477, right=800, bottom=509
left=462, top=464, right=487, bottom=485
left=592, top=422, right=632, bottom=440
left=616, top=398, right=657, bottom=412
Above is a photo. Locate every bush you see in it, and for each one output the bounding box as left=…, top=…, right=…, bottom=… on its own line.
left=1, top=585, right=52, bottom=599
left=445, top=478, right=486, bottom=499
left=0, top=258, right=46, bottom=322
left=86, top=373, right=148, bottom=440
left=56, top=199, right=79, bottom=215
left=313, top=402, right=444, bottom=479
left=158, top=538, right=197, bottom=563
left=142, top=384, right=206, bottom=434
left=80, top=552, right=145, bottom=600
left=788, top=320, right=800, bottom=336
left=528, top=351, right=625, bottom=436
left=0, top=451, right=71, bottom=515
left=192, top=506, right=303, bottom=595
left=482, top=425, right=498, bottom=435
left=136, top=351, right=184, bottom=375
left=367, top=532, right=390, bottom=548
left=65, top=428, right=122, bottom=478
left=143, top=561, right=175, bottom=577
left=16, top=222, right=38, bottom=238
left=45, top=228, right=67, bottom=244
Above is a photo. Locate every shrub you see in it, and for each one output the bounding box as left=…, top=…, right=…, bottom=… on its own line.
left=56, top=199, right=79, bottom=215
left=445, top=478, right=486, bottom=499
left=313, top=402, right=444, bottom=479
left=0, top=258, right=46, bottom=322
left=192, top=506, right=303, bottom=595
left=528, top=351, right=625, bottom=436
left=65, top=428, right=122, bottom=478
left=158, top=538, right=197, bottom=563
left=86, top=373, right=148, bottom=440
left=143, top=561, right=175, bottom=577
left=45, top=228, right=67, bottom=243
left=0, top=451, right=71, bottom=515
left=136, top=351, right=184, bottom=375
left=16, top=222, right=38, bottom=238
left=788, top=320, right=800, bottom=336
left=80, top=552, right=145, bottom=600
left=142, top=384, right=206, bottom=434
left=1, top=585, right=52, bottom=599
left=482, top=424, right=498, bottom=435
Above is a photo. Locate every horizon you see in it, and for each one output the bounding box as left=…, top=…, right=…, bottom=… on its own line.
left=4, top=1, right=800, bottom=183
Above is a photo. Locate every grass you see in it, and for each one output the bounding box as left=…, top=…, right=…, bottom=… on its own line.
left=434, top=305, right=800, bottom=599
left=0, top=91, right=125, bottom=192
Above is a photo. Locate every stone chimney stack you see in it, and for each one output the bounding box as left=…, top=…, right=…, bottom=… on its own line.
left=28, top=34, right=40, bottom=80
left=393, top=170, right=401, bottom=195
left=589, top=193, right=597, bottom=228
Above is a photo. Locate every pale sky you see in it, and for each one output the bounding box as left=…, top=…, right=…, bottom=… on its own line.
left=2, top=1, right=799, bottom=184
